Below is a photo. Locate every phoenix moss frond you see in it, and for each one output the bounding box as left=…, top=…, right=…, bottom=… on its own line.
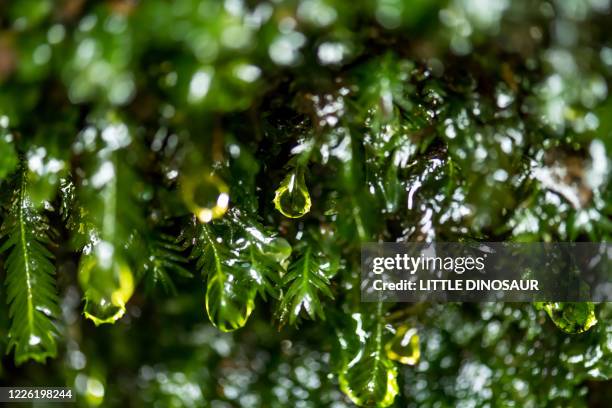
left=0, top=166, right=59, bottom=365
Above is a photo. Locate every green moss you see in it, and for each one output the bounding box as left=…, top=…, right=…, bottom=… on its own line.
left=0, top=0, right=609, bottom=406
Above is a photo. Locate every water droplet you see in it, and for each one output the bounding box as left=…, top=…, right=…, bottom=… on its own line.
left=80, top=252, right=134, bottom=326
left=261, top=237, right=292, bottom=264
left=83, top=296, right=127, bottom=326
left=181, top=173, right=229, bottom=222
left=539, top=302, right=598, bottom=334
left=273, top=167, right=311, bottom=218
left=385, top=325, right=420, bottom=365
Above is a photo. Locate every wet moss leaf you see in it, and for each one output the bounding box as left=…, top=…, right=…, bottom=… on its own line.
left=339, top=355, right=398, bottom=408
left=186, top=209, right=291, bottom=331
left=0, top=166, right=59, bottom=364
left=335, top=307, right=399, bottom=407
left=538, top=302, right=598, bottom=334
left=277, top=233, right=338, bottom=325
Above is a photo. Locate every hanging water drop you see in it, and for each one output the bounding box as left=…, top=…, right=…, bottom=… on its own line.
left=79, top=251, right=134, bottom=326
left=539, top=302, right=598, bottom=334
left=83, top=295, right=128, bottom=326
left=273, top=167, right=311, bottom=218
left=181, top=173, right=229, bottom=222
left=385, top=325, right=420, bottom=365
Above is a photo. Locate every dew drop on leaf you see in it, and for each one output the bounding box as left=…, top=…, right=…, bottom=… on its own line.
left=385, top=325, right=420, bottom=365
left=181, top=173, right=229, bottom=222
left=273, top=167, right=311, bottom=218
left=539, top=302, right=598, bottom=334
